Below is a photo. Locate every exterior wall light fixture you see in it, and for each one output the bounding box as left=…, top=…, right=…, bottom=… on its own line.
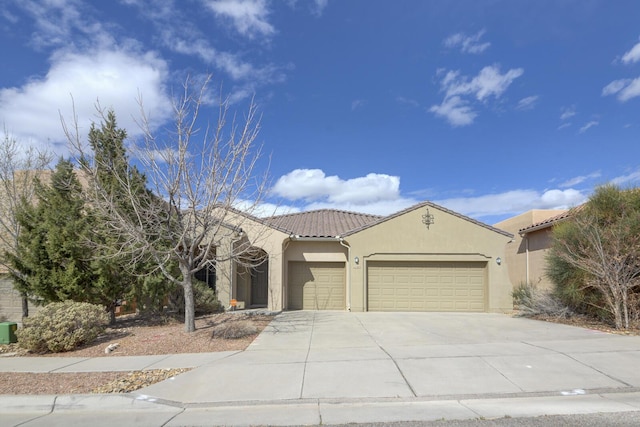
left=354, top=256, right=359, bottom=265
left=496, top=257, right=502, bottom=265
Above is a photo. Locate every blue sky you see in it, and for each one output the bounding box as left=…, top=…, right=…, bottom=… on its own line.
left=2, top=1, right=640, bottom=224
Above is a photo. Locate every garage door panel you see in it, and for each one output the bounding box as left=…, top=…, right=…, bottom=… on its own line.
left=288, top=262, right=345, bottom=310
left=368, top=261, right=486, bottom=312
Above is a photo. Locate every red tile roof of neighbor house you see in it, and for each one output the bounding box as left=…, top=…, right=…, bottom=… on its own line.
left=519, top=209, right=576, bottom=234
left=267, top=209, right=383, bottom=237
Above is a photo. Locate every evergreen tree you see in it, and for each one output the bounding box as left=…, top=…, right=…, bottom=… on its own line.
left=10, top=159, right=97, bottom=304
left=86, top=111, right=175, bottom=319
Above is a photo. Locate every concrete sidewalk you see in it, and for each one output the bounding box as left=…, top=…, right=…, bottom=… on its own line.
left=2, top=311, right=640, bottom=426
left=0, top=351, right=239, bottom=373
left=4, top=391, right=640, bottom=426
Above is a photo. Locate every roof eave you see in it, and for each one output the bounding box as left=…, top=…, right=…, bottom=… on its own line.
left=288, top=234, right=342, bottom=241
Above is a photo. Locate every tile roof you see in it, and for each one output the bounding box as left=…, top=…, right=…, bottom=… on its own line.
left=266, top=209, right=383, bottom=237
left=518, top=209, right=575, bottom=234
left=264, top=201, right=513, bottom=239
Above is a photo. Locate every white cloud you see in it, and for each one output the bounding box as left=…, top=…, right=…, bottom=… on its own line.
left=516, top=95, right=538, bottom=110
left=430, top=65, right=523, bottom=126
left=0, top=48, right=172, bottom=155
left=602, top=77, right=640, bottom=102
left=470, top=66, right=524, bottom=101
left=579, top=120, right=599, bottom=133
left=557, top=122, right=572, bottom=130
left=560, top=105, right=576, bottom=121
left=303, top=198, right=417, bottom=216
left=15, top=0, right=92, bottom=48
left=270, top=168, right=418, bottom=215
left=268, top=169, right=610, bottom=221
left=351, top=99, right=366, bottom=111
left=444, top=30, right=491, bottom=54
left=559, top=172, right=601, bottom=188
left=314, top=0, right=329, bottom=13
left=283, top=0, right=329, bottom=16
left=234, top=199, right=300, bottom=217
left=611, top=170, right=640, bottom=186
left=435, top=188, right=586, bottom=218
left=272, top=169, right=402, bottom=204
left=134, top=5, right=288, bottom=88
left=602, top=79, right=630, bottom=96
left=621, top=39, right=640, bottom=64
left=429, top=96, right=476, bottom=127
left=396, top=96, right=419, bottom=107
left=204, top=0, right=274, bottom=39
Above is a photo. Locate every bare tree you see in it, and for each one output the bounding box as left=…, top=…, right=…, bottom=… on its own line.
left=0, top=130, right=53, bottom=317
left=66, top=76, right=271, bottom=332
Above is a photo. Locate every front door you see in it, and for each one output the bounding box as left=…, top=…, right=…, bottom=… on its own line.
left=250, top=260, right=268, bottom=307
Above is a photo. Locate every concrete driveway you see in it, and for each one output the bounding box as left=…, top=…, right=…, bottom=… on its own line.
left=136, top=311, right=640, bottom=405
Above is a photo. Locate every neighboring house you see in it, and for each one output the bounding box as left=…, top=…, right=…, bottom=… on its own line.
left=216, top=201, right=515, bottom=313
left=0, top=170, right=51, bottom=323
left=494, top=210, right=570, bottom=291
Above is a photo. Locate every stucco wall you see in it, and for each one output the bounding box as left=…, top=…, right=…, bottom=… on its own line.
left=215, top=214, right=288, bottom=311
left=0, top=275, right=41, bottom=323
left=345, top=204, right=514, bottom=313
left=495, top=209, right=566, bottom=291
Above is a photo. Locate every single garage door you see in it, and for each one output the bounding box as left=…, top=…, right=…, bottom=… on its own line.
left=367, top=261, right=486, bottom=312
left=288, top=262, right=345, bottom=310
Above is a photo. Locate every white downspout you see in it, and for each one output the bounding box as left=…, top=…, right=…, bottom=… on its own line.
left=525, top=235, right=530, bottom=284
left=338, top=237, right=352, bottom=311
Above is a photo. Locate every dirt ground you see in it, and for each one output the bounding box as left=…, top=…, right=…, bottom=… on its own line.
left=0, top=312, right=273, bottom=395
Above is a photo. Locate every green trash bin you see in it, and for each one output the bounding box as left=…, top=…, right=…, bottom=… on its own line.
left=0, top=322, right=18, bottom=344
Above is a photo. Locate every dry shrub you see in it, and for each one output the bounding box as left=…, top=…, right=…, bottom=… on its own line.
left=212, top=319, right=258, bottom=339
left=513, top=282, right=573, bottom=318
left=17, top=301, right=109, bottom=353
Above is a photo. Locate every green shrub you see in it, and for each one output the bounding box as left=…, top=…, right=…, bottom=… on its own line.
left=193, top=281, right=224, bottom=315
left=16, top=301, right=109, bottom=353
left=212, top=319, right=258, bottom=339
left=168, top=280, right=224, bottom=315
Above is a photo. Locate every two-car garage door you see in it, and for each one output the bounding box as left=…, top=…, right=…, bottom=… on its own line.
left=367, top=261, right=486, bottom=312
left=287, top=260, right=486, bottom=312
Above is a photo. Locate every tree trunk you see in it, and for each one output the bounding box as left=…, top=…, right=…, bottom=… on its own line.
left=181, top=265, right=196, bottom=332
left=109, top=306, right=116, bottom=325
left=21, top=295, right=29, bottom=318
left=612, top=293, right=623, bottom=330
left=622, top=290, right=630, bottom=330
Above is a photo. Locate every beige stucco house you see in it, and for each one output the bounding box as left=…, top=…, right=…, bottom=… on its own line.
left=0, top=197, right=516, bottom=320
left=494, top=210, right=570, bottom=291
left=216, top=201, right=515, bottom=313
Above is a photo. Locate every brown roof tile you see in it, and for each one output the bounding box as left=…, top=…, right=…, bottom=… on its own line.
left=518, top=208, right=578, bottom=234
left=267, top=209, right=383, bottom=237
left=265, top=202, right=513, bottom=239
